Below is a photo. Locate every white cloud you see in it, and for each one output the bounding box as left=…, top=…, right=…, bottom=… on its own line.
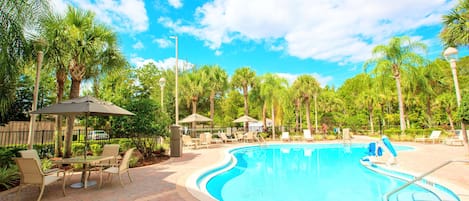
left=132, top=41, right=144, bottom=49
left=159, top=0, right=452, bottom=63
left=215, top=50, right=222, bottom=56
left=276, top=73, right=332, bottom=88
left=153, top=38, right=172, bottom=48
left=51, top=0, right=68, bottom=15
left=130, top=56, right=195, bottom=71
left=63, top=0, right=149, bottom=33
left=168, top=0, right=183, bottom=9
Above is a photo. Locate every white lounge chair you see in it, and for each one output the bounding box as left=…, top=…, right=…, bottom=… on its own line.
left=415, top=130, right=442, bottom=144
left=182, top=135, right=196, bottom=149
left=303, top=129, right=313, bottom=142
left=342, top=128, right=352, bottom=144
left=219, top=133, right=237, bottom=143
left=443, top=130, right=467, bottom=146
left=281, top=132, right=290, bottom=142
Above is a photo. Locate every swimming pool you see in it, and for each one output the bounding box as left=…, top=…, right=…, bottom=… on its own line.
left=194, top=144, right=459, bottom=201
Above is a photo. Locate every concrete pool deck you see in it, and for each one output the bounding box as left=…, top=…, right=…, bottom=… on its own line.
left=1, top=135, right=469, bottom=201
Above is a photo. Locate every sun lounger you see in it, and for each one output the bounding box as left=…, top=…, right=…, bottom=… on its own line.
left=303, top=129, right=313, bottom=142
left=415, top=130, right=441, bottom=144
left=281, top=132, right=290, bottom=142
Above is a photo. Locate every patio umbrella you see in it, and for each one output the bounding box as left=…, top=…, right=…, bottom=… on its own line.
left=179, top=113, right=212, bottom=136
left=233, top=115, right=258, bottom=132
left=233, top=115, right=258, bottom=123
left=179, top=113, right=212, bottom=123
left=31, top=96, right=134, bottom=159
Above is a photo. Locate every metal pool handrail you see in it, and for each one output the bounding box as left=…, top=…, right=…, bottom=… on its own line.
left=383, top=159, right=469, bottom=201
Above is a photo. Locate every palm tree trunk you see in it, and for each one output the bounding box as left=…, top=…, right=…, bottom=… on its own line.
left=314, top=94, right=318, bottom=133
left=305, top=98, right=312, bottom=135
left=54, top=68, right=66, bottom=157
left=271, top=101, right=275, bottom=140
left=262, top=102, right=267, bottom=131
left=295, top=99, right=299, bottom=133
left=243, top=86, right=249, bottom=132
left=209, top=91, right=215, bottom=129
left=65, top=78, right=80, bottom=158
left=369, top=107, right=374, bottom=135
left=191, top=97, right=197, bottom=132
left=393, top=66, right=406, bottom=133
left=446, top=110, right=455, bottom=132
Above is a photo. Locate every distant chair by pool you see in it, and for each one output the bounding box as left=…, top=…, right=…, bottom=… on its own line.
left=281, top=132, right=290, bottom=142
left=342, top=128, right=352, bottom=144
left=303, top=129, right=313, bottom=142
left=443, top=130, right=467, bottom=146
left=415, top=130, right=441, bottom=144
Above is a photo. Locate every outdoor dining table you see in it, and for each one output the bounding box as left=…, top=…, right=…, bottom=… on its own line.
left=53, top=155, right=115, bottom=188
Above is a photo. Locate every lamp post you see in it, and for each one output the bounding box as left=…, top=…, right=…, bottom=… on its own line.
left=443, top=47, right=468, bottom=149
left=159, top=77, right=166, bottom=111
left=170, top=36, right=179, bottom=125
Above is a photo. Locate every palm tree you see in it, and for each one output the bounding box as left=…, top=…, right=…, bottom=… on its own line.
left=365, top=36, right=426, bottom=134
left=0, top=0, right=49, bottom=117
left=62, top=6, right=121, bottom=157
left=260, top=74, right=287, bottom=140
left=231, top=67, right=256, bottom=131
left=41, top=10, right=70, bottom=156
left=292, top=75, right=321, bottom=135
left=200, top=65, right=228, bottom=128
left=440, top=0, right=469, bottom=47
left=181, top=68, right=205, bottom=130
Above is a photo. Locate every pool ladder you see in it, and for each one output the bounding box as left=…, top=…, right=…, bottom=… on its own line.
left=383, top=159, right=469, bottom=201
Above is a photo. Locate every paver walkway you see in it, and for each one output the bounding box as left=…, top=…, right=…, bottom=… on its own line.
left=1, top=136, right=468, bottom=201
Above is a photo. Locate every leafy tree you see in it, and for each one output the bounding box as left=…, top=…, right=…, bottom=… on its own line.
left=0, top=0, right=49, bottom=118
left=365, top=36, right=426, bottom=134
left=231, top=67, right=256, bottom=131
left=200, top=65, right=228, bottom=128
left=292, top=75, right=321, bottom=134
left=259, top=74, right=287, bottom=138
left=180, top=68, right=206, bottom=130
left=440, top=0, right=469, bottom=47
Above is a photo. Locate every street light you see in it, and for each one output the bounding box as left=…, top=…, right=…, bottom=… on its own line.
left=159, top=77, right=166, bottom=111
left=443, top=47, right=468, bottom=148
left=170, top=36, right=179, bottom=125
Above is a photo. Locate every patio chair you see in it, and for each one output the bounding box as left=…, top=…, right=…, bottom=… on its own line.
left=182, top=135, right=196, bottom=148
left=89, top=144, right=120, bottom=176
left=210, top=133, right=224, bottom=144
left=281, top=132, right=290, bottom=142
left=244, top=132, right=255, bottom=143
left=19, top=149, right=72, bottom=177
left=303, top=129, right=313, bottom=142
left=199, top=133, right=211, bottom=148
left=443, top=130, right=467, bottom=146
left=14, top=157, right=66, bottom=201
left=99, top=148, right=135, bottom=188
left=415, top=130, right=442, bottom=144
left=342, top=128, right=352, bottom=144
left=219, top=132, right=237, bottom=143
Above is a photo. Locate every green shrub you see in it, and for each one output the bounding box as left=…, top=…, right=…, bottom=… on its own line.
left=129, top=156, right=139, bottom=168
left=71, top=143, right=85, bottom=156
left=313, top=134, right=323, bottom=140
left=325, top=134, right=337, bottom=140
left=0, top=166, right=19, bottom=190
left=118, top=138, right=133, bottom=152
left=89, top=144, right=103, bottom=156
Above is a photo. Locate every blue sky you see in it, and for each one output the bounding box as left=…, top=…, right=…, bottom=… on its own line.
left=52, top=0, right=466, bottom=87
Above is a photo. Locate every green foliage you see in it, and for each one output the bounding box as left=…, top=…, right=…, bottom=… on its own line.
left=313, top=134, right=323, bottom=140
left=71, top=143, right=85, bottom=156
left=457, top=93, right=469, bottom=124
left=0, top=166, right=19, bottom=190
left=118, top=138, right=133, bottom=152
left=129, top=156, right=139, bottom=168
left=325, top=134, right=337, bottom=140
left=89, top=144, right=102, bottom=156
left=0, top=147, right=22, bottom=168
left=41, top=159, right=53, bottom=171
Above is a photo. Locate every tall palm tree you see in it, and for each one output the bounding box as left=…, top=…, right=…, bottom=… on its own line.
left=41, top=10, right=70, bottom=156
left=181, top=68, right=205, bottom=130
left=0, top=0, right=49, bottom=117
left=292, top=75, right=321, bottom=135
left=231, top=67, right=256, bottom=131
left=62, top=6, right=121, bottom=157
left=440, top=0, right=469, bottom=47
left=260, top=74, right=287, bottom=139
left=200, top=65, right=228, bottom=128
left=365, top=36, right=426, bottom=134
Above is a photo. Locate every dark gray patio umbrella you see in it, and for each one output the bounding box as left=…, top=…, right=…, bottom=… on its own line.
left=31, top=96, right=134, bottom=158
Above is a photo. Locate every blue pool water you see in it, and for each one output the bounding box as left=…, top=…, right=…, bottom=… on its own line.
left=202, top=144, right=450, bottom=201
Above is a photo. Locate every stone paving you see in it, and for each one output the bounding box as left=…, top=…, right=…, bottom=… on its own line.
left=1, top=136, right=469, bottom=201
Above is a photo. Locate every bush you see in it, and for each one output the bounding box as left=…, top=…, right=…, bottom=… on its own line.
left=71, top=143, right=85, bottom=156
left=89, top=144, right=102, bottom=156
left=0, top=166, right=19, bottom=190
left=119, top=138, right=133, bottom=152
left=313, top=134, right=323, bottom=140
left=325, top=134, right=337, bottom=140
left=457, top=93, right=469, bottom=124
